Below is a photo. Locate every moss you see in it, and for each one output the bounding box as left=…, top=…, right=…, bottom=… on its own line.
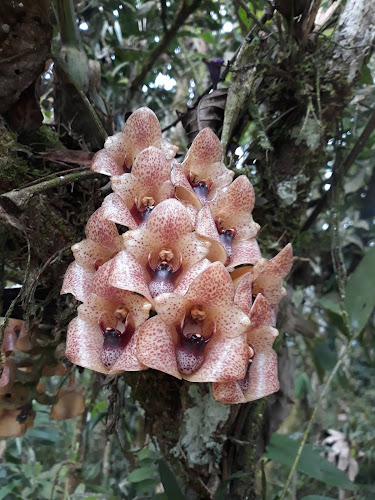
left=0, top=121, right=29, bottom=192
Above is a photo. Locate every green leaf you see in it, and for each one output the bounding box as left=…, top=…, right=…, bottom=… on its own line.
left=345, top=246, right=375, bottom=334
left=313, top=340, right=337, bottom=371
left=359, top=64, right=373, bottom=85
left=238, top=7, right=251, bottom=29
left=126, top=466, right=157, bottom=483
left=0, top=479, right=20, bottom=500
left=200, top=30, right=215, bottom=44
left=265, top=434, right=354, bottom=490
left=301, top=497, right=337, bottom=500
left=158, top=460, right=184, bottom=500
left=295, top=372, right=312, bottom=398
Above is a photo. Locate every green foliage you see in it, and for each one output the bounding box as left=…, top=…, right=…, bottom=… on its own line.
left=265, top=434, right=354, bottom=490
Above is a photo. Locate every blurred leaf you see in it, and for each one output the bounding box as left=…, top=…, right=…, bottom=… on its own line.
left=200, top=30, right=215, bottom=44
left=238, top=7, right=251, bottom=29
left=0, top=479, right=20, bottom=500
left=345, top=246, right=375, bottom=334
left=26, top=428, right=60, bottom=444
left=359, top=64, right=373, bottom=85
left=314, top=340, right=337, bottom=371
left=265, top=434, right=354, bottom=490
left=126, top=466, right=157, bottom=483
left=295, top=372, right=312, bottom=398
left=158, top=460, right=184, bottom=500
left=301, top=497, right=337, bottom=500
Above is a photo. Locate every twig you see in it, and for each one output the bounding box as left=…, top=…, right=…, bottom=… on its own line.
left=302, top=106, right=375, bottom=231
left=129, top=0, right=201, bottom=93
left=301, top=0, right=322, bottom=45
left=0, top=170, right=100, bottom=211
left=235, top=0, right=272, bottom=34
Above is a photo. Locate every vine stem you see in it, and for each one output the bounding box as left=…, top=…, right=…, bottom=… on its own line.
left=279, top=339, right=355, bottom=500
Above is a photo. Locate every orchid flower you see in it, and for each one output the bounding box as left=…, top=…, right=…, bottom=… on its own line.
left=121, top=199, right=210, bottom=298
left=91, top=107, right=178, bottom=176
left=136, top=262, right=250, bottom=382
left=107, top=146, right=175, bottom=229
left=230, top=243, right=293, bottom=305
left=213, top=293, right=279, bottom=404
left=195, top=175, right=261, bottom=267
left=66, top=255, right=151, bottom=374
left=171, top=128, right=233, bottom=209
left=61, top=206, right=123, bottom=302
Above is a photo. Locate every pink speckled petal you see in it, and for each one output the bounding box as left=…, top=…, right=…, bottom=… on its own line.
left=61, top=262, right=94, bottom=302
left=182, top=129, right=234, bottom=192
left=109, top=250, right=153, bottom=302
left=212, top=380, right=246, bottom=404
left=91, top=149, right=123, bottom=176
left=85, top=207, right=122, bottom=252
left=102, top=193, right=138, bottom=229
left=226, top=238, right=262, bottom=269
left=181, top=201, right=198, bottom=228
left=175, top=233, right=210, bottom=269
left=252, top=244, right=293, bottom=305
left=185, top=335, right=249, bottom=382
left=131, top=147, right=171, bottom=190
left=122, top=293, right=151, bottom=326
left=72, top=239, right=114, bottom=271
left=161, top=138, right=179, bottom=160
left=233, top=273, right=253, bottom=316
left=92, top=259, right=127, bottom=302
left=66, top=317, right=108, bottom=374
left=123, top=199, right=196, bottom=266
left=212, top=303, right=251, bottom=340
left=111, top=174, right=140, bottom=207
left=136, top=316, right=181, bottom=379
left=174, top=259, right=212, bottom=295
left=110, top=328, right=147, bottom=373
left=250, top=294, right=275, bottom=329
left=172, top=163, right=201, bottom=209
left=185, top=262, right=235, bottom=308
left=154, top=293, right=189, bottom=325
left=195, top=205, right=227, bottom=264
left=155, top=180, right=175, bottom=204
left=183, top=128, right=222, bottom=169
left=104, top=132, right=127, bottom=167
left=78, top=294, right=114, bottom=325
left=242, top=350, right=279, bottom=401
left=271, top=243, right=293, bottom=276
left=212, top=176, right=260, bottom=239
left=146, top=199, right=192, bottom=241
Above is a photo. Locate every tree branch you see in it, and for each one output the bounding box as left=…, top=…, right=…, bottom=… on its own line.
left=0, top=170, right=99, bottom=211
left=302, top=105, right=375, bottom=231
left=129, top=0, right=202, bottom=93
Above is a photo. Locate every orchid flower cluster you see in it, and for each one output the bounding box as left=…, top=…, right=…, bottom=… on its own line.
left=61, top=107, right=293, bottom=404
